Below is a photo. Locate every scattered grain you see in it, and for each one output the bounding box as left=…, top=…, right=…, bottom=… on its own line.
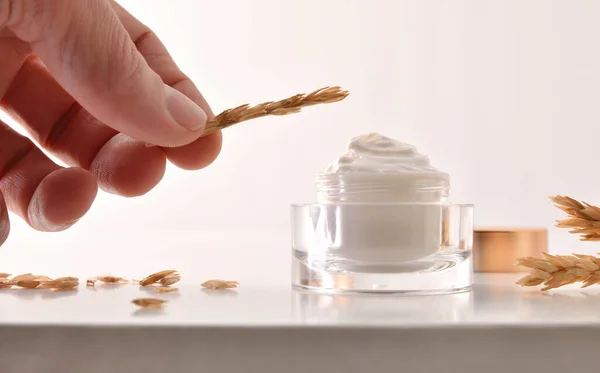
left=15, top=280, right=41, bottom=289
left=201, top=280, right=239, bottom=290
left=139, top=270, right=178, bottom=286
left=87, top=276, right=129, bottom=286
left=160, top=273, right=180, bottom=286
left=132, top=298, right=167, bottom=309
left=10, top=274, right=36, bottom=282
left=54, top=277, right=78, bottom=282
left=155, top=287, right=178, bottom=293
left=38, top=278, right=79, bottom=291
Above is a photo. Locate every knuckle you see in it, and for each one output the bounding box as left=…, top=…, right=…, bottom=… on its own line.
left=133, top=30, right=156, bottom=51
left=1, top=0, right=59, bottom=39
left=62, top=22, right=149, bottom=102
left=41, top=101, right=81, bottom=150
left=0, top=137, right=36, bottom=183
left=133, top=30, right=163, bottom=64
left=106, top=44, right=148, bottom=98
left=90, top=20, right=149, bottom=97
left=133, top=30, right=183, bottom=84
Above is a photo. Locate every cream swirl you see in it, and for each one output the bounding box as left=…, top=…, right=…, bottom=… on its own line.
left=324, top=133, right=445, bottom=174
left=317, top=133, right=450, bottom=203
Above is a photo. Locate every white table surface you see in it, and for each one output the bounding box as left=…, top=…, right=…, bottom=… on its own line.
left=1, top=273, right=599, bottom=373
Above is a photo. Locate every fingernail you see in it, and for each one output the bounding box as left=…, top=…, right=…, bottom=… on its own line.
left=164, top=85, right=207, bottom=132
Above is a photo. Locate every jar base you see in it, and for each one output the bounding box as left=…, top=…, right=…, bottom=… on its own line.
left=292, top=253, right=473, bottom=295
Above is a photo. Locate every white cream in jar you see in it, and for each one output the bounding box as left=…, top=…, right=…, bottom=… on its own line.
left=316, top=133, right=449, bottom=203
left=313, top=133, right=450, bottom=263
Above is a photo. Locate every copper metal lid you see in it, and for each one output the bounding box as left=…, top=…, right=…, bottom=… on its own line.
left=473, top=228, right=548, bottom=272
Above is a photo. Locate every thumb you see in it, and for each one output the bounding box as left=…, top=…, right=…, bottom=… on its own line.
left=3, top=0, right=207, bottom=147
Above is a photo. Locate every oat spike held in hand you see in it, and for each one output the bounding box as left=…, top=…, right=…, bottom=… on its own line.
left=550, top=195, right=600, bottom=241
left=202, top=86, right=349, bottom=136
left=516, top=253, right=600, bottom=290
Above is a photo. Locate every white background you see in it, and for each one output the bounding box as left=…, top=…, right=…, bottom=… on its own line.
left=1, top=0, right=599, bottom=283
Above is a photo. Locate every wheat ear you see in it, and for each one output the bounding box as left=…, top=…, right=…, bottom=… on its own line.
left=145, top=86, right=348, bottom=147
left=550, top=195, right=600, bottom=241
left=202, top=86, right=349, bottom=136
left=516, top=253, right=600, bottom=290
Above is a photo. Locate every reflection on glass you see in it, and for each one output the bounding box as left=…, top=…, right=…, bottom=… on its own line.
left=292, top=290, right=473, bottom=324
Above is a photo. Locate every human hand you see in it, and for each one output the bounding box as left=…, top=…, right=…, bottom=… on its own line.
left=0, top=0, right=222, bottom=244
